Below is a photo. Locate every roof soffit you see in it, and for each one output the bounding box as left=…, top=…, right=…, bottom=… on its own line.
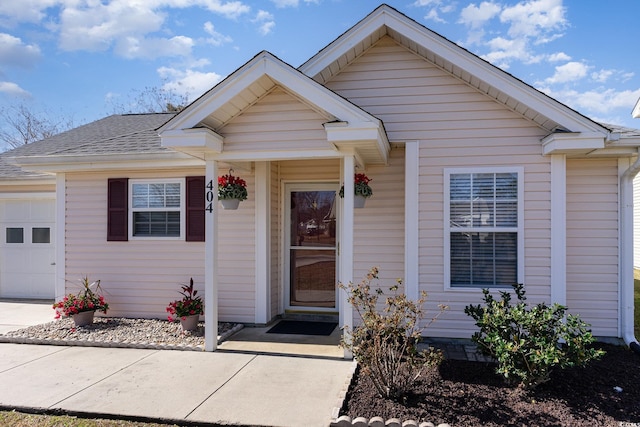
left=299, top=4, right=609, bottom=138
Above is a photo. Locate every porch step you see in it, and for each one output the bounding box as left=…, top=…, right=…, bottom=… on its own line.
left=282, top=312, right=339, bottom=323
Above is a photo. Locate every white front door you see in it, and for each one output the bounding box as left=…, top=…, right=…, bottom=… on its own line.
left=0, top=199, right=56, bottom=299
left=285, top=184, right=338, bottom=311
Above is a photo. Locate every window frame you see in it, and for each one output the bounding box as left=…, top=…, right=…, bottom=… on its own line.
left=128, top=178, right=185, bottom=240
left=443, top=167, right=524, bottom=290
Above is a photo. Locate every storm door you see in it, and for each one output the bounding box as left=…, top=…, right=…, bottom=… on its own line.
left=285, top=184, right=337, bottom=310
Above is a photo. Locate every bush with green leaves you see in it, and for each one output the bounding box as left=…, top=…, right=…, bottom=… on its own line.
left=464, top=283, right=605, bottom=389
left=340, top=267, right=447, bottom=400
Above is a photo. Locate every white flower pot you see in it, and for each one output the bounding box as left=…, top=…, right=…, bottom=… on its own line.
left=72, top=310, right=95, bottom=327
left=180, top=314, right=200, bottom=331
left=220, top=199, right=240, bottom=210
left=354, top=195, right=367, bottom=208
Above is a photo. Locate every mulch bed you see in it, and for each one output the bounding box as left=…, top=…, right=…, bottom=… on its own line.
left=341, top=343, right=640, bottom=426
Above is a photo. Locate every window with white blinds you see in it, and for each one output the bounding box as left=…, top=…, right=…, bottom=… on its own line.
left=129, top=179, right=184, bottom=239
left=446, top=170, right=522, bottom=288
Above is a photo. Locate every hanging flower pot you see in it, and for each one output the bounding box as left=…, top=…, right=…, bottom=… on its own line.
left=218, top=170, right=248, bottom=210
left=339, top=173, right=373, bottom=209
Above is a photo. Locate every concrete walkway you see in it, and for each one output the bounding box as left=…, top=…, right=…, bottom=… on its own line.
left=0, top=301, right=354, bottom=427
left=0, top=343, right=354, bottom=426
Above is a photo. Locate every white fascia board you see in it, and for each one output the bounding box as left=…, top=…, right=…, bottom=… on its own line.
left=161, top=128, right=224, bottom=152
left=12, top=152, right=203, bottom=173
left=324, top=121, right=390, bottom=165
left=210, top=148, right=340, bottom=163
left=263, top=59, right=373, bottom=124
left=165, top=52, right=378, bottom=132
left=541, top=132, right=605, bottom=155
left=633, top=97, right=640, bottom=119
left=301, top=6, right=607, bottom=135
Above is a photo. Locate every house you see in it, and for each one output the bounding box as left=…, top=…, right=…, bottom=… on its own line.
left=3, top=4, right=640, bottom=355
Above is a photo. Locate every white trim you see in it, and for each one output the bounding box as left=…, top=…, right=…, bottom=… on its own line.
left=255, top=162, right=271, bottom=324
left=55, top=173, right=66, bottom=300
left=283, top=182, right=339, bottom=313
left=128, top=178, right=185, bottom=241
left=339, top=155, right=354, bottom=359
left=205, top=161, right=219, bottom=351
left=550, top=155, right=566, bottom=306
left=404, top=141, right=419, bottom=300
left=443, top=166, right=524, bottom=290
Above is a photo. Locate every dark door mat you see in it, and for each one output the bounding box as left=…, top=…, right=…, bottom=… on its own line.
left=267, top=320, right=337, bottom=336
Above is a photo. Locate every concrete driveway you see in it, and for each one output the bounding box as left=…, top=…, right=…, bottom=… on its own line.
left=0, top=299, right=53, bottom=334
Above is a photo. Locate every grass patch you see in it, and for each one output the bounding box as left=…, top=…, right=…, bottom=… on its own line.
left=0, top=410, right=180, bottom=427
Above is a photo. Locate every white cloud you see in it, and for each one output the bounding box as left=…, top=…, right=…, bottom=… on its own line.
left=0, top=33, right=41, bottom=68
left=500, top=0, right=567, bottom=40
left=270, top=0, right=320, bottom=7
left=424, top=9, right=446, bottom=24
left=157, top=65, right=223, bottom=99
left=543, top=61, right=590, bottom=84
left=547, top=51, right=570, bottom=62
left=591, top=69, right=615, bottom=84
left=459, top=2, right=501, bottom=29
left=203, top=22, right=233, bottom=46
left=542, top=86, right=640, bottom=116
left=0, top=0, right=58, bottom=25
left=416, top=0, right=456, bottom=24
left=253, top=10, right=275, bottom=36
left=40, top=0, right=250, bottom=58
left=0, top=81, right=30, bottom=97
left=115, top=35, right=194, bottom=59
left=481, top=36, right=543, bottom=68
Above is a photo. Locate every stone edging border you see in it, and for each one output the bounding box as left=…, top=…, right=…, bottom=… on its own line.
left=328, top=361, right=451, bottom=427
left=0, top=323, right=244, bottom=351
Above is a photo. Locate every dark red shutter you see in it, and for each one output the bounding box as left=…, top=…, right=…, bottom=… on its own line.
left=107, top=178, right=128, bottom=241
left=186, top=176, right=205, bottom=242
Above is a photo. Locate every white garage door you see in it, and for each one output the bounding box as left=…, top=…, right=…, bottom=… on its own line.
left=0, top=199, right=56, bottom=299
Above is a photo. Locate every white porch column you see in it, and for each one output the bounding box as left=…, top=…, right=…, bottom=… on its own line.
left=550, top=154, right=566, bottom=306
left=255, top=161, right=271, bottom=324
left=339, top=154, right=355, bottom=359
left=404, top=141, right=419, bottom=301
left=205, top=159, right=219, bottom=351
left=55, top=173, right=66, bottom=299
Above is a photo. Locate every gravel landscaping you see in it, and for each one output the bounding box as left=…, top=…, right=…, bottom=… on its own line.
left=0, top=316, right=240, bottom=350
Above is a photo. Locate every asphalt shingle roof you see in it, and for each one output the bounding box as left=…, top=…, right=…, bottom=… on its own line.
left=0, top=113, right=175, bottom=179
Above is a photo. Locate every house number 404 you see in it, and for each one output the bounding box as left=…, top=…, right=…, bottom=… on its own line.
left=205, top=180, right=215, bottom=213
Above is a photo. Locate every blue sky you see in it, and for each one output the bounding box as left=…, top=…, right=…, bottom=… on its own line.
left=1, top=0, right=639, bottom=142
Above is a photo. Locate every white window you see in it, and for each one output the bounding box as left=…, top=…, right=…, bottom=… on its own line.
left=445, top=168, right=523, bottom=288
left=129, top=179, right=184, bottom=239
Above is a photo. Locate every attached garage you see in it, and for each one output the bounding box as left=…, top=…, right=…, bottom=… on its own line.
left=0, top=197, right=56, bottom=299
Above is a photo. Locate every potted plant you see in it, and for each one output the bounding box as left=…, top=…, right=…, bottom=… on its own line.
left=218, top=171, right=248, bottom=210
left=339, top=172, right=373, bottom=208
left=52, top=276, right=109, bottom=326
left=166, top=278, right=204, bottom=331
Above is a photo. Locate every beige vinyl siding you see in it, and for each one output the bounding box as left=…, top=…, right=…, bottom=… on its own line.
left=326, top=35, right=552, bottom=338
left=220, top=87, right=331, bottom=153
left=353, top=148, right=405, bottom=292
left=566, top=159, right=619, bottom=337
left=0, top=184, right=55, bottom=193
left=64, top=169, right=256, bottom=323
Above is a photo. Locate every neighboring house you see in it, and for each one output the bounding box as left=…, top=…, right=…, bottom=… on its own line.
left=3, top=5, right=640, bottom=354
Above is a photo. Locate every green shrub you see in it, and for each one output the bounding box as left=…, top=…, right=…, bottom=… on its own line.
left=464, top=283, right=605, bottom=389
left=340, top=267, right=447, bottom=400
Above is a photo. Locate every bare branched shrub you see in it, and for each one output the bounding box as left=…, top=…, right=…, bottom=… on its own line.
left=340, top=267, right=447, bottom=400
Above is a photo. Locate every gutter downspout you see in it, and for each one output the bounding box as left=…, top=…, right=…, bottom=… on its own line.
left=620, top=148, right=640, bottom=354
